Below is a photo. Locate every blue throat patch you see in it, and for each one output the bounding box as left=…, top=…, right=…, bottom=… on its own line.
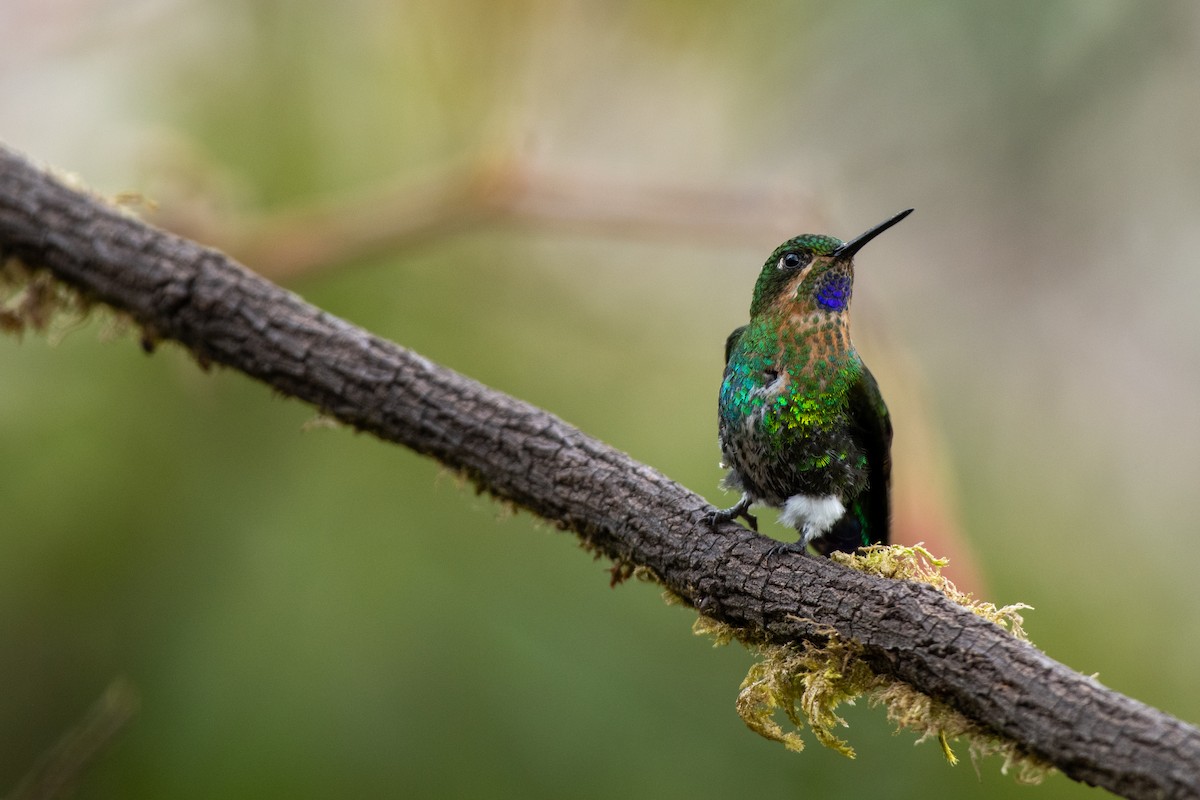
left=815, top=275, right=851, bottom=311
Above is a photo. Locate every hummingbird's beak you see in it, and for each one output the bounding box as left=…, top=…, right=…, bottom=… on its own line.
left=834, top=208, right=914, bottom=260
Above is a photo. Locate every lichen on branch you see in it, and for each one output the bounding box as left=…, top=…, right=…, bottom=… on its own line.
left=0, top=258, right=89, bottom=337
left=693, top=545, right=1050, bottom=782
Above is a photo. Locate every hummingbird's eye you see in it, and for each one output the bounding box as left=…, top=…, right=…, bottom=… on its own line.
left=778, top=252, right=805, bottom=270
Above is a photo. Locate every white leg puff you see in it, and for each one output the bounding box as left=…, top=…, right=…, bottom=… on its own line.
left=778, top=494, right=845, bottom=547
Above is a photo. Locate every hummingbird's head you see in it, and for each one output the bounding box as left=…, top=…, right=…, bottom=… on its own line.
left=749, top=209, right=913, bottom=318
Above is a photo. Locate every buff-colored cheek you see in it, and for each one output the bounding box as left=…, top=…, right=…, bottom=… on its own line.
left=789, top=268, right=813, bottom=300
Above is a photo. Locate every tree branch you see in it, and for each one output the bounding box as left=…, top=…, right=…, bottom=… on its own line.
left=6, top=679, right=139, bottom=800
left=2, top=145, right=1197, bottom=800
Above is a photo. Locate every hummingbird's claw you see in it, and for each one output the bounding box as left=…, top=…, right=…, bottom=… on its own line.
left=706, top=494, right=758, bottom=531
left=766, top=540, right=808, bottom=558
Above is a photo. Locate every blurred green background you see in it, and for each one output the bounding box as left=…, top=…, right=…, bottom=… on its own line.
left=4, top=1, right=1200, bottom=797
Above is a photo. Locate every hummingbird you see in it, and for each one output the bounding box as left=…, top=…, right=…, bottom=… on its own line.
left=711, top=209, right=911, bottom=555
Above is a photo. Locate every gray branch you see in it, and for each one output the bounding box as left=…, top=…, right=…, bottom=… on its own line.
left=1, top=144, right=1197, bottom=800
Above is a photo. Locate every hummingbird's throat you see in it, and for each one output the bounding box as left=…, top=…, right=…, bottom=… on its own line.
left=769, top=262, right=854, bottom=316
left=814, top=273, right=852, bottom=311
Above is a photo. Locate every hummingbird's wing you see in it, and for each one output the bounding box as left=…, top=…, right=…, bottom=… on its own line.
left=846, top=365, right=893, bottom=545
left=723, top=325, right=748, bottom=365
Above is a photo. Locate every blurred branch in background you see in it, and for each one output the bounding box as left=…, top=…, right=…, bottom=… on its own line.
left=143, top=148, right=827, bottom=281
left=2, top=146, right=1197, bottom=800
left=5, top=679, right=139, bottom=800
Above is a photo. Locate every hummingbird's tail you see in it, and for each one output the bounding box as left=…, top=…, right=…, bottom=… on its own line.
left=811, top=500, right=887, bottom=556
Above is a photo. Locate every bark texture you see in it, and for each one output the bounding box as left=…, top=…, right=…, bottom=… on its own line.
left=2, top=145, right=1198, bottom=799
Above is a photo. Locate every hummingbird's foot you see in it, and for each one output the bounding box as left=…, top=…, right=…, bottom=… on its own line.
left=766, top=540, right=809, bottom=559
left=706, top=493, right=758, bottom=532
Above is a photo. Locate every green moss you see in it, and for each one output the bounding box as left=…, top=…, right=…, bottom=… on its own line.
left=691, top=544, right=1053, bottom=782
left=0, top=258, right=93, bottom=338
left=831, top=543, right=1032, bottom=639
